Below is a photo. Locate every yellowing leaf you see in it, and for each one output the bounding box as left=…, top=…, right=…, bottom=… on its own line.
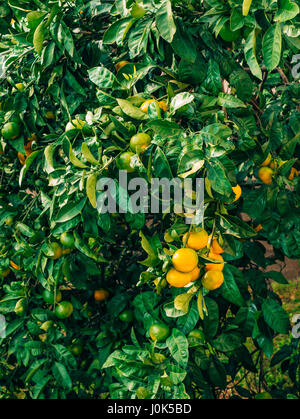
left=174, top=293, right=193, bottom=314
left=81, top=143, right=99, bottom=165
left=86, top=173, right=97, bottom=208
left=197, top=290, right=204, bottom=320
left=69, top=147, right=88, bottom=169
left=33, top=22, right=46, bottom=55
left=242, top=0, right=253, bottom=16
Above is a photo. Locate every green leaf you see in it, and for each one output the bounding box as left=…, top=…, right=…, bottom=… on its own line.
left=171, top=20, right=196, bottom=63
left=242, top=187, right=267, bottom=218
left=170, top=92, right=194, bottom=114
left=213, top=332, right=243, bottom=352
left=139, top=231, right=159, bottom=267
left=244, top=30, right=262, bottom=80
left=86, top=173, right=97, bottom=209
left=55, top=198, right=87, bottom=223
left=147, top=120, right=182, bottom=136
left=217, top=93, right=246, bottom=109
left=275, top=0, right=299, bottom=22
left=174, top=293, right=194, bottom=314
left=263, top=23, right=282, bottom=72
left=152, top=147, right=173, bottom=179
left=262, top=299, right=290, bottom=334
left=103, top=17, right=132, bottom=44
left=128, top=19, right=152, bottom=58
left=229, top=69, right=254, bottom=102
left=88, top=67, right=118, bottom=89
left=206, top=159, right=233, bottom=197
left=155, top=0, right=176, bottom=43
left=33, top=22, right=46, bottom=55
left=27, top=11, right=46, bottom=31
left=265, top=271, right=288, bottom=285
left=52, top=362, right=72, bottom=390
left=166, top=328, right=189, bottom=368
left=220, top=265, right=245, bottom=307
left=203, top=297, right=219, bottom=339
left=117, top=99, right=149, bottom=120
left=19, top=150, right=42, bottom=186
left=218, top=214, right=257, bottom=238
left=81, top=143, right=99, bottom=166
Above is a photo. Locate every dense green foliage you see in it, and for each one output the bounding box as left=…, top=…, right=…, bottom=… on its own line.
left=0, top=0, right=299, bottom=399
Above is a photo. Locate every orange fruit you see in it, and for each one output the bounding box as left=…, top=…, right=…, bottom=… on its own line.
left=209, top=237, right=224, bottom=254
left=202, top=271, right=224, bottom=291
left=116, top=151, right=135, bottom=173
left=261, top=153, right=271, bottom=167
left=18, top=152, right=26, bottom=165
left=115, top=61, right=130, bottom=72
left=1, top=122, right=21, bottom=140
left=94, top=289, right=109, bottom=301
left=289, top=167, right=299, bottom=181
left=130, top=133, right=151, bottom=153
left=166, top=268, right=193, bottom=287
left=140, top=99, right=155, bottom=113
left=255, top=224, right=263, bottom=232
left=182, top=229, right=209, bottom=250
left=10, top=261, right=21, bottom=270
left=158, top=101, right=168, bottom=111
left=258, top=167, right=273, bottom=185
left=205, top=251, right=224, bottom=272
left=269, top=160, right=278, bottom=169
left=172, top=248, right=198, bottom=273
left=15, top=83, right=25, bottom=92
left=49, top=242, right=63, bottom=260
left=140, top=99, right=167, bottom=113
left=190, top=266, right=201, bottom=281
left=232, top=184, right=242, bottom=202
left=149, top=323, right=170, bottom=342
left=55, top=301, right=73, bottom=319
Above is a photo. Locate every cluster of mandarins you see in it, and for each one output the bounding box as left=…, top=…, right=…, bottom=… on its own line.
left=166, top=229, right=225, bottom=292
left=258, top=153, right=298, bottom=185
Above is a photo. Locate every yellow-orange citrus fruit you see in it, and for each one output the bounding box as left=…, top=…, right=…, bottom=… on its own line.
left=232, top=184, right=242, bottom=202
left=49, top=242, right=63, bottom=260
left=261, top=153, right=271, bottom=167
left=15, top=83, right=25, bottom=92
left=172, top=248, right=198, bottom=273
left=209, top=236, right=224, bottom=254
left=182, top=229, right=209, bottom=250
left=18, top=152, right=26, bottom=165
left=115, top=61, right=130, bottom=72
left=166, top=268, right=193, bottom=287
left=205, top=251, right=224, bottom=272
left=269, top=160, right=278, bottom=169
left=202, top=271, right=224, bottom=291
left=258, top=167, right=273, bottom=185
left=255, top=224, right=263, bottom=232
left=94, top=289, right=109, bottom=301
left=158, top=101, right=168, bottom=111
left=289, top=167, right=299, bottom=181
left=190, top=266, right=201, bottom=281
left=10, top=261, right=21, bottom=270
left=140, top=99, right=155, bottom=113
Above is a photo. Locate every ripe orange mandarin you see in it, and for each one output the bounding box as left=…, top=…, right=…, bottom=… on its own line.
left=172, top=248, right=198, bottom=273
